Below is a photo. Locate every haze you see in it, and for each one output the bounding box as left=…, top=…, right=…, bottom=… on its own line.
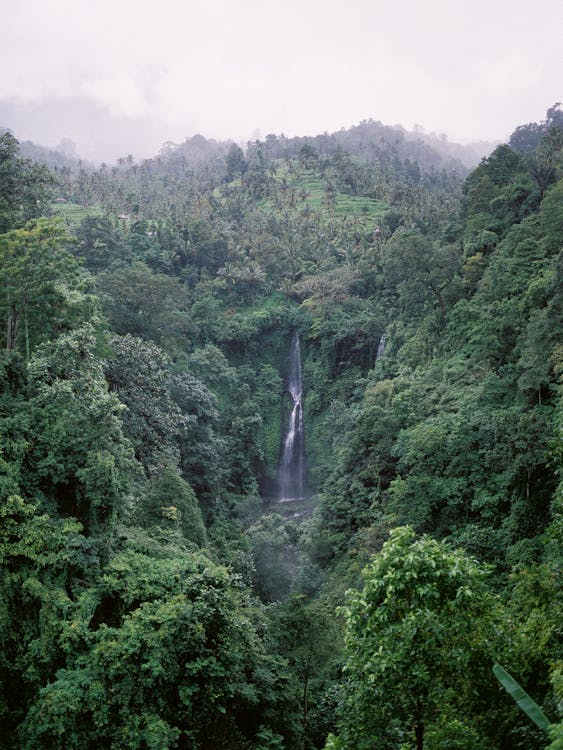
left=1, top=0, right=561, bottom=163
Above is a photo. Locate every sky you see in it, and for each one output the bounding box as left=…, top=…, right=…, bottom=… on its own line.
left=1, top=0, right=561, bottom=162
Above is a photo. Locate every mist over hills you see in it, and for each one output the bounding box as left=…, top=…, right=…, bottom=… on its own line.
left=3, top=114, right=499, bottom=174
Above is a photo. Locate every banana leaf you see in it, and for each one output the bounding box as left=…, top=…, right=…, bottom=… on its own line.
left=493, top=663, right=550, bottom=732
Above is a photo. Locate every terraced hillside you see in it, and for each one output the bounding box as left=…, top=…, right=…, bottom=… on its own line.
left=50, top=201, right=101, bottom=227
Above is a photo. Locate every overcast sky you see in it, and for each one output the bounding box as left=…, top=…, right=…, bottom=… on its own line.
left=1, top=0, right=561, bottom=162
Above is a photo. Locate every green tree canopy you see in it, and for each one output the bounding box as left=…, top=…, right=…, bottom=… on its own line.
left=334, top=527, right=502, bottom=750
left=0, top=131, right=53, bottom=233
left=0, top=218, right=93, bottom=358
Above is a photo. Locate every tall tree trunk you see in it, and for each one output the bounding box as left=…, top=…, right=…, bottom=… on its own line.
left=301, top=658, right=311, bottom=750
left=24, top=308, right=30, bottom=361
left=414, top=700, right=424, bottom=750
left=415, top=720, right=424, bottom=750
left=6, top=305, right=19, bottom=350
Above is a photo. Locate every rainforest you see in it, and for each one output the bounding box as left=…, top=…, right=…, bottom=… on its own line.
left=0, top=107, right=562, bottom=749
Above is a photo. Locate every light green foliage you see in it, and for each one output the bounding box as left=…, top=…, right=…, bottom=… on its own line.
left=24, top=325, right=139, bottom=530
left=424, top=716, right=488, bottom=750
left=0, top=218, right=94, bottom=357
left=547, top=664, right=563, bottom=750
left=50, top=201, right=101, bottom=228
left=549, top=724, right=563, bottom=750
left=335, top=527, right=502, bottom=750
left=263, top=166, right=387, bottom=222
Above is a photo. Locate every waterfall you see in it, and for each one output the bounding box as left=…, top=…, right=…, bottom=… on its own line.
left=278, top=332, right=306, bottom=501
left=376, top=334, right=386, bottom=360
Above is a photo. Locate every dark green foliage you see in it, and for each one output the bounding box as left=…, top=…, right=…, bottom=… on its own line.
left=541, top=179, right=563, bottom=252
left=4, top=326, right=139, bottom=534
left=0, top=495, right=94, bottom=742
left=0, top=131, right=54, bottom=233
left=97, top=262, right=195, bottom=349
left=267, top=594, right=342, bottom=748
left=17, top=548, right=281, bottom=750
left=384, top=228, right=461, bottom=314
left=509, top=103, right=563, bottom=155
left=226, top=143, right=248, bottom=181
left=170, top=370, right=226, bottom=502
left=104, top=334, right=185, bottom=474
left=317, top=124, right=562, bottom=567
left=247, top=513, right=295, bottom=602
left=143, top=467, right=206, bottom=546
left=73, top=215, right=128, bottom=271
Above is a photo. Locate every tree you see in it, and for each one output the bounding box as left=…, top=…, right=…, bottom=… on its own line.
left=104, top=334, right=185, bottom=475
left=384, top=229, right=460, bottom=316
left=0, top=131, right=53, bottom=233
left=0, top=495, right=95, bottom=744
left=22, top=325, right=139, bottom=533
left=170, top=371, right=226, bottom=504
left=73, top=215, right=128, bottom=272
left=0, top=219, right=92, bottom=358
left=269, top=595, right=341, bottom=749
left=142, top=467, right=206, bottom=546
left=334, top=527, right=502, bottom=750
left=226, top=143, right=248, bottom=181
left=509, top=104, right=563, bottom=156
left=97, top=262, right=194, bottom=349
left=541, top=179, right=563, bottom=254
left=247, top=514, right=294, bottom=602
left=17, top=548, right=280, bottom=750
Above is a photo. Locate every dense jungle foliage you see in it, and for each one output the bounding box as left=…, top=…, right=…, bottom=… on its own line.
left=0, top=106, right=562, bottom=749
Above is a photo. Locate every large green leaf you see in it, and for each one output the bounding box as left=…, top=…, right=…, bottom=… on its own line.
left=493, top=663, right=551, bottom=732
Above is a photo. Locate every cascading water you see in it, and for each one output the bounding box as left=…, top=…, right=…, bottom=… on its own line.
left=376, top=334, right=386, bottom=360
left=278, top=332, right=306, bottom=502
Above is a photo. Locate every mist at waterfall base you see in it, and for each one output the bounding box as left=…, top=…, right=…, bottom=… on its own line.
left=278, top=332, right=308, bottom=503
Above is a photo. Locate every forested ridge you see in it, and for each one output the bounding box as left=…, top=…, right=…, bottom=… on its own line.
left=0, top=106, right=561, bottom=749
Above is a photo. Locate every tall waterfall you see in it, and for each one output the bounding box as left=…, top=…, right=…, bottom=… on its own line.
left=376, top=334, right=386, bottom=360
left=278, top=332, right=306, bottom=501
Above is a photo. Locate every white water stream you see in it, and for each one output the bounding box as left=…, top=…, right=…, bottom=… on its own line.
left=278, top=332, right=306, bottom=502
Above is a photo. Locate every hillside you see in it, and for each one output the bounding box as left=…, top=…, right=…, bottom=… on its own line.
left=4, top=115, right=496, bottom=174
left=0, top=106, right=561, bottom=749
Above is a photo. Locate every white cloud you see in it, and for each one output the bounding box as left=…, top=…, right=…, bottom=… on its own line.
left=80, top=76, right=149, bottom=118
left=1, top=0, right=561, bottom=159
